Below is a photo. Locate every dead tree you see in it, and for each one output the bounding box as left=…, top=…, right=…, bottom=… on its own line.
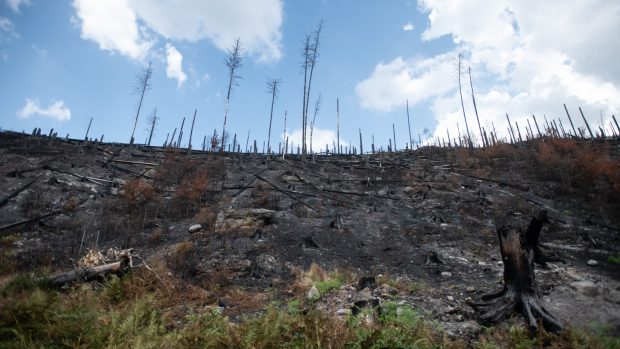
left=146, top=107, right=158, bottom=146
left=468, top=67, right=485, bottom=147
left=44, top=250, right=134, bottom=288
left=221, top=38, right=243, bottom=152
left=309, top=93, right=321, bottom=154
left=84, top=117, right=93, bottom=141
left=563, top=104, right=578, bottom=137
left=472, top=212, right=563, bottom=333
left=457, top=54, right=472, bottom=147
left=300, top=20, right=323, bottom=157
left=337, top=98, right=340, bottom=154
left=187, top=109, right=197, bottom=151
left=130, top=61, right=153, bottom=144
left=578, top=107, right=594, bottom=139
left=406, top=99, right=412, bottom=148
left=267, top=78, right=281, bottom=157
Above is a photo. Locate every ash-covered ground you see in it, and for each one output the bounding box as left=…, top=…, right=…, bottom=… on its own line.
left=1, top=131, right=618, bottom=338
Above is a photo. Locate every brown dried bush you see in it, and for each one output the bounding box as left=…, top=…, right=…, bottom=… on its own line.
left=251, top=183, right=281, bottom=210
left=121, top=178, right=155, bottom=210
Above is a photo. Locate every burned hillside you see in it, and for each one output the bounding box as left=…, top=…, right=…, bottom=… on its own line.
left=0, top=131, right=619, bottom=347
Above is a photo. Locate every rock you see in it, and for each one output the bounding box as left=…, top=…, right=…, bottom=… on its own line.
left=587, top=259, right=599, bottom=266
left=256, top=254, right=278, bottom=273
left=478, top=261, right=487, bottom=266
left=188, top=224, right=202, bottom=233
left=376, top=284, right=399, bottom=297
left=447, top=295, right=454, bottom=301
left=441, top=271, right=452, bottom=277
left=570, top=280, right=599, bottom=296
left=445, top=320, right=482, bottom=338
left=307, top=285, right=320, bottom=301
left=466, top=286, right=475, bottom=293
left=604, top=290, right=620, bottom=304
left=329, top=216, right=344, bottom=230
left=403, top=186, right=414, bottom=194
left=336, top=308, right=351, bottom=316
left=445, top=306, right=458, bottom=314
left=356, top=276, right=377, bottom=291
left=216, top=208, right=276, bottom=232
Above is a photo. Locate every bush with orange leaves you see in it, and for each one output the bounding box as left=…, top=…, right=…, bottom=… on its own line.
left=121, top=178, right=156, bottom=210
left=169, top=170, right=209, bottom=217
left=536, top=138, right=620, bottom=193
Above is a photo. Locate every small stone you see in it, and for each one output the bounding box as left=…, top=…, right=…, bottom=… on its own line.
left=447, top=295, right=454, bottom=301
left=307, top=285, right=320, bottom=301
left=466, top=286, right=475, bottom=293
left=570, top=280, right=598, bottom=297
left=478, top=261, right=486, bottom=266
left=377, top=284, right=399, bottom=297
left=336, top=308, right=351, bottom=316
left=604, top=290, right=620, bottom=304
left=188, top=224, right=202, bottom=233
left=587, top=259, right=599, bottom=266
left=441, top=271, right=452, bottom=277
left=446, top=306, right=458, bottom=313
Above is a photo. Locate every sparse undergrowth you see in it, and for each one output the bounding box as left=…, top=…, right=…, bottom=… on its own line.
left=0, top=272, right=617, bottom=349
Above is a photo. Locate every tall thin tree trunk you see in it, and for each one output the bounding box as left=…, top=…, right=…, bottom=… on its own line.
left=406, top=99, right=412, bottom=148
left=187, top=109, right=197, bottom=151
left=147, top=108, right=157, bottom=146
left=336, top=98, right=340, bottom=155
left=457, top=54, right=472, bottom=147
left=468, top=67, right=484, bottom=147
left=131, top=61, right=152, bottom=145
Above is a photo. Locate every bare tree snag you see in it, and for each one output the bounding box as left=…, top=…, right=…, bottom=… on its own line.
left=471, top=218, right=563, bottom=333
left=221, top=38, right=243, bottom=152
left=130, top=62, right=153, bottom=145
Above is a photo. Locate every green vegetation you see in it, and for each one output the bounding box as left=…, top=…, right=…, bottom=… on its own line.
left=0, top=272, right=618, bottom=348
left=314, top=272, right=344, bottom=296
left=608, top=255, right=620, bottom=265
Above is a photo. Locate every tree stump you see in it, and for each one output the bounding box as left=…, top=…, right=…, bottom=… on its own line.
left=526, top=211, right=564, bottom=268
left=472, top=215, right=563, bottom=333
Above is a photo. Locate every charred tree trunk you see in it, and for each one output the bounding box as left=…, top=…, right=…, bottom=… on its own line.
left=472, top=213, right=563, bottom=333
left=44, top=250, right=133, bottom=288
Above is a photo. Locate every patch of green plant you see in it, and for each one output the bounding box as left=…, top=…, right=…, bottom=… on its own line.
left=314, top=272, right=344, bottom=296
left=287, top=299, right=301, bottom=316
left=348, top=302, right=441, bottom=349
left=608, top=255, right=620, bottom=265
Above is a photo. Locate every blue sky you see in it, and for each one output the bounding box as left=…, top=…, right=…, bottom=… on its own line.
left=1, top=0, right=619, bottom=151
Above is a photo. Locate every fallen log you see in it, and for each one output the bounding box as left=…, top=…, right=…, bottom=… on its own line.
left=44, top=249, right=133, bottom=288
left=0, top=175, right=41, bottom=208
left=470, top=216, right=563, bottom=333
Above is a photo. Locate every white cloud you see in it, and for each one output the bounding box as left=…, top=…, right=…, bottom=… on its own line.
left=0, top=17, right=18, bottom=41
left=130, top=0, right=283, bottom=62
left=357, top=0, right=620, bottom=143
left=403, top=22, right=414, bottom=32
left=31, top=44, right=47, bottom=57
left=6, top=0, right=31, bottom=13
left=72, top=0, right=153, bottom=61
left=17, top=98, right=71, bottom=122
left=71, top=0, right=283, bottom=63
left=284, top=127, right=348, bottom=153
left=355, top=53, right=456, bottom=112
left=165, top=43, right=186, bottom=88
